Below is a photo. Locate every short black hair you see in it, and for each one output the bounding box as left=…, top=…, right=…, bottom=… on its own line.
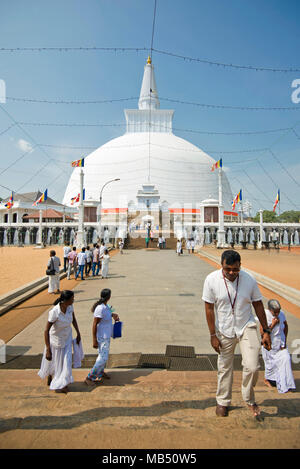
left=221, top=250, right=241, bottom=265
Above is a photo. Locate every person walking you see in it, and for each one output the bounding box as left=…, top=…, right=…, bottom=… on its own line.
left=176, top=239, right=182, bottom=256
left=75, top=247, right=87, bottom=280
left=63, top=242, right=72, bottom=272
left=118, top=239, right=124, bottom=254
left=191, top=238, right=195, bottom=253
left=85, top=288, right=120, bottom=385
left=67, top=247, right=77, bottom=280
left=145, top=235, right=150, bottom=249
left=162, top=236, right=166, bottom=249
left=38, top=290, right=81, bottom=393
left=47, top=250, right=61, bottom=294
left=85, top=245, right=93, bottom=277
left=261, top=299, right=296, bottom=393
left=92, top=244, right=100, bottom=276
left=101, top=249, right=110, bottom=279
left=186, top=239, right=192, bottom=254
left=202, top=249, right=271, bottom=418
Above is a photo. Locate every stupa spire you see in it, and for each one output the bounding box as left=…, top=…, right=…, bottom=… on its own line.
left=138, top=56, right=160, bottom=110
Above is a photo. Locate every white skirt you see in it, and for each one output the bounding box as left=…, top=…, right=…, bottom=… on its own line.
left=38, top=334, right=73, bottom=390
left=102, top=263, right=109, bottom=278
left=48, top=273, right=60, bottom=293
left=262, top=346, right=296, bottom=393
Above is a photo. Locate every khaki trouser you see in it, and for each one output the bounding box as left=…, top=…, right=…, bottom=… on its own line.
left=216, top=324, right=261, bottom=407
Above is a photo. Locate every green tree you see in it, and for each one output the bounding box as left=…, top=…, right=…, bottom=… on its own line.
left=252, top=210, right=278, bottom=223
left=277, top=211, right=300, bottom=223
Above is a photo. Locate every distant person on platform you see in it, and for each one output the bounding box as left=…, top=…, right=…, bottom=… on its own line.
left=261, top=299, right=296, bottom=394
left=63, top=242, right=72, bottom=272
left=47, top=250, right=61, bottom=294
left=158, top=236, right=163, bottom=249
left=162, top=236, right=166, bottom=249
left=67, top=246, right=77, bottom=280
left=176, top=239, right=182, bottom=256
left=85, top=245, right=93, bottom=277
left=75, top=247, right=87, bottom=281
left=202, top=249, right=271, bottom=419
left=191, top=238, right=195, bottom=253
left=101, top=249, right=110, bottom=279
left=186, top=239, right=192, bottom=254
left=92, top=244, right=101, bottom=277
left=145, top=236, right=150, bottom=248
left=118, top=239, right=124, bottom=254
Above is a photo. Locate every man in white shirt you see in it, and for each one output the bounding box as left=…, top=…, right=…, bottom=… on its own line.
left=75, top=247, right=87, bottom=280
left=63, top=242, right=72, bottom=272
left=202, top=250, right=271, bottom=418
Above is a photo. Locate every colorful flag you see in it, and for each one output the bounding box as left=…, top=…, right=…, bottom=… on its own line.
left=33, top=189, right=48, bottom=206
left=71, top=189, right=85, bottom=205
left=71, top=158, right=84, bottom=167
left=211, top=158, right=222, bottom=172
left=232, top=189, right=242, bottom=210
left=71, top=194, right=80, bottom=205
left=4, top=192, right=14, bottom=209
left=273, top=189, right=280, bottom=212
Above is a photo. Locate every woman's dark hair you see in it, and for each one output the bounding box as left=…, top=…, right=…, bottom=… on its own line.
left=53, top=290, right=74, bottom=306
left=221, top=250, right=241, bottom=265
left=91, top=288, right=111, bottom=312
left=50, top=250, right=56, bottom=256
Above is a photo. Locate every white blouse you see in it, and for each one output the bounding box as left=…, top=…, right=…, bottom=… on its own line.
left=48, top=303, right=73, bottom=348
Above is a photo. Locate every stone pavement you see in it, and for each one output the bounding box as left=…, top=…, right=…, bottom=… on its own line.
left=0, top=369, right=299, bottom=449
left=5, top=249, right=300, bottom=359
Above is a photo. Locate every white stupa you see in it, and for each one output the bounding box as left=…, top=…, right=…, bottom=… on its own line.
left=63, top=57, right=233, bottom=214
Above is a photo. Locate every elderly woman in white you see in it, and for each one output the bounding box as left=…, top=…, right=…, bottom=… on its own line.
left=38, top=290, right=81, bottom=393
left=261, top=299, right=296, bottom=393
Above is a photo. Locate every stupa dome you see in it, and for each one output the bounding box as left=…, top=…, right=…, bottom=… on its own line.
left=63, top=58, right=233, bottom=212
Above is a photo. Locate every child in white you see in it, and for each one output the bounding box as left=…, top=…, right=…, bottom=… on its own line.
left=85, top=288, right=119, bottom=385
left=38, top=290, right=81, bottom=393
left=261, top=299, right=296, bottom=393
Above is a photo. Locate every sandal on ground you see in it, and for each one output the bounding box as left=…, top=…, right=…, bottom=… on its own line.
left=102, top=372, right=111, bottom=380
left=55, top=386, right=68, bottom=394
left=248, top=403, right=263, bottom=419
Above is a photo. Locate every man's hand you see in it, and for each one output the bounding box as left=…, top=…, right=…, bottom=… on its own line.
left=211, top=335, right=222, bottom=354
left=262, top=332, right=271, bottom=351
left=93, top=340, right=98, bottom=349
left=112, top=313, right=120, bottom=322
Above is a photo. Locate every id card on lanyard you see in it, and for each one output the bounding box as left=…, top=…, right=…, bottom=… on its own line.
left=222, top=272, right=239, bottom=314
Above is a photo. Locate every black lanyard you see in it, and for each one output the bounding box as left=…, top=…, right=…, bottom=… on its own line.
left=222, top=271, right=239, bottom=315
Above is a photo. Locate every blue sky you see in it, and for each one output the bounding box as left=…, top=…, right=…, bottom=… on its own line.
left=0, top=0, right=300, bottom=215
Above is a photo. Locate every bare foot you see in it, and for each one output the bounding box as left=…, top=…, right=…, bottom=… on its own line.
left=85, top=378, right=96, bottom=386
left=247, top=403, right=262, bottom=418
left=264, top=379, right=273, bottom=388
left=55, top=386, right=68, bottom=394
left=102, top=372, right=111, bottom=380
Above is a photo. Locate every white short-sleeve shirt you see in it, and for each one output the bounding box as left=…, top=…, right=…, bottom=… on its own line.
left=265, top=309, right=286, bottom=350
left=202, top=269, right=262, bottom=338
left=94, top=303, right=113, bottom=340
left=48, top=303, right=73, bottom=347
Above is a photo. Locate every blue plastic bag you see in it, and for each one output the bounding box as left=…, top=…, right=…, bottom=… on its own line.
left=112, top=321, right=123, bottom=339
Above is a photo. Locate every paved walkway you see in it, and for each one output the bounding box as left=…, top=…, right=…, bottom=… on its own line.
left=5, top=249, right=300, bottom=359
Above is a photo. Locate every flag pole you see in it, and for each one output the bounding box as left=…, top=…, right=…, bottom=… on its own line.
left=217, top=161, right=225, bottom=248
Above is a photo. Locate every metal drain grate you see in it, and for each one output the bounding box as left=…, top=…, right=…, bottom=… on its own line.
left=165, top=345, right=196, bottom=358
left=169, top=356, right=215, bottom=371
left=138, top=354, right=171, bottom=369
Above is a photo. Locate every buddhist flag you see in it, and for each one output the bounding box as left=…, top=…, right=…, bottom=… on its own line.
left=71, top=194, right=80, bottom=205
left=211, top=158, right=222, bottom=172
left=33, top=189, right=48, bottom=206
left=71, top=189, right=85, bottom=205
left=232, top=189, right=242, bottom=210
left=273, top=189, right=280, bottom=212
left=71, top=158, right=84, bottom=167
left=5, top=192, right=14, bottom=209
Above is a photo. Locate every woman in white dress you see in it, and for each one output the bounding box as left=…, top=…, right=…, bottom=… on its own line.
left=260, top=299, right=296, bottom=393
left=85, top=288, right=120, bottom=385
left=38, top=290, right=81, bottom=393
left=101, top=249, right=110, bottom=278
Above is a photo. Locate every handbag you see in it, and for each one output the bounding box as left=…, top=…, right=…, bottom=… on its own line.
left=112, top=321, right=123, bottom=339
left=46, top=258, right=56, bottom=276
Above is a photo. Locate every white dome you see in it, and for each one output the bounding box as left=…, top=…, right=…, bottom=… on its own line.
left=63, top=58, right=233, bottom=210
left=63, top=131, right=233, bottom=209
